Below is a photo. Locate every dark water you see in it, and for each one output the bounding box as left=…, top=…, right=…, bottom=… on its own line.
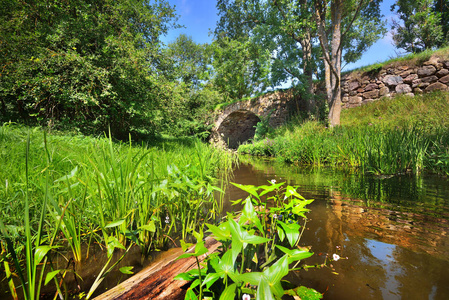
left=225, top=158, right=449, bottom=300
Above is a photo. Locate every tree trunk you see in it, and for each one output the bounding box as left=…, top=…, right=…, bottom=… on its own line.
left=93, top=236, right=221, bottom=300
left=328, top=0, right=342, bottom=127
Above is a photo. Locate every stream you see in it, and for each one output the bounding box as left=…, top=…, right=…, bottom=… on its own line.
left=225, top=158, right=449, bottom=300
left=2, top=158, right=448, bottom=300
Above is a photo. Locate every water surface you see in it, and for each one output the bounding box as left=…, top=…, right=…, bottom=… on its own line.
left=225, top=158, right=449, bottom=300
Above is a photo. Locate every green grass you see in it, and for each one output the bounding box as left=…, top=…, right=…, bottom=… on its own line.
left=344, top=45, right=449, bottom=74
left=0, top=124, right=235, bottom=299
left=238, top=91, right=449, bottom=176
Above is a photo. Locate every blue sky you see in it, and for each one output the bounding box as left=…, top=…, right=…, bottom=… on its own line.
left=162, top=0, right=400, bottom=71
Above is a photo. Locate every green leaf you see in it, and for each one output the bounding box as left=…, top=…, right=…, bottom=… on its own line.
left=174, top=272, right=195, bottom=281
left=231, top=183, right=260, bottom=200
left=256, top=278, right=274, bottom=300
left=54, top=166, right=78, bottom=183
left=139, top=221, right=156, bottom=232
left=237, top=272, right=263, bottom=286
left=277, top=220, right=300, bottom=247
left=219, top=283, right=237, bottom=300
left=34, top=245, right=55, bottom=265
left=206, top=222, right=231, bottom=241
left=276, top=245, right=313, bottom=264
left=240, top=198, right=263, bottom=233
left=178, top=241, right=208, bottom=259
left=105, top=219, right=125, bottom=228
left=107, top=236, right=126, bottom=257
left=286, top=286, right=323, bottom=300
left=45, top=269, right=60, bottom=285
left=202, top=272, right=220, bottom=289
left=119, top=266, right=134, bottom=275
left=185, top=288, right=198, bottom=300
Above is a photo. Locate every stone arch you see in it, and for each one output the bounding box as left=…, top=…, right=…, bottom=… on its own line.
left=216, top=109, right=261, bottom=149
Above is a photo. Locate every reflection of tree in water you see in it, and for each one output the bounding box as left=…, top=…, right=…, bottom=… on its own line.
left=226, top=159, right=449, bottom=299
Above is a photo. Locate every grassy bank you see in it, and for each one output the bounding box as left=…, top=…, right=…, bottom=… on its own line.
left=0, top=124, right=235, bottom=299
left=238, top=91, right=449, bottom=176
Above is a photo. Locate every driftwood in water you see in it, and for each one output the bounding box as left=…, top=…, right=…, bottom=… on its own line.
left=93, top=237, right=221, bottom=300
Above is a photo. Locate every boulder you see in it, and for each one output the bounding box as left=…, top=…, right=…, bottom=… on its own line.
left=364, top=83, right=379, bottom=92
left=379, top=86, right=389, bottom=96
left=395, top=84, right=412, bottom=94
left=439, top=74, right=449, bottom=84
left=383, top=75, right=403, bottom=86
left=420, top=75, right=439, bottom=83
left=417, top=65, right=436, bottom=77
left=403, top=74, right=418, bottom=83
left=363, top=90, right=379, bottom=99
left=425, top=82, right=448, bottom=92
left=349, top=96, right=362, bottom=104
left=348, top=80, right=360, bottom=91
left=436, top=69, right=449, bottom=77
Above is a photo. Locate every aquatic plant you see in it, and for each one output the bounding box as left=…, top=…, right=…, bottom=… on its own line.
left=175, top=181, right=323, bottom=300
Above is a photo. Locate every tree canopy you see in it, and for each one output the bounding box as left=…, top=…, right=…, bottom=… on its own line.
left=0, top=0, right=179, bottom=138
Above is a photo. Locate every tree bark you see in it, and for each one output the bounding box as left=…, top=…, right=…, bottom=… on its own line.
left=93, top=236, right=221, bottom=300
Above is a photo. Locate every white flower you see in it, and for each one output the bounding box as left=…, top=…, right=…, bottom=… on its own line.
left=242, top=294, right=251, bottom=300
left=333, top=254, right=340, bottom=261
left=270, top=179, right=276, bottom=184
left=273, top=214, right=277, bottom=219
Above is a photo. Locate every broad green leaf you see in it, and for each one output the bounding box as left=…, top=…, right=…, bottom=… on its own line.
left=105, top=219, right=125, bottom=228
left=178, top=241, right=208, bottom=259
left=276, top=245, right=313, bottom=264
left=206, top=222, right=231, bottom=241
left=277, top=220, right=300, bottom=247
left=219, top=283, right=237, bottom=300
left=107, top=236, right=126, bottom=257
left=202, top=272, right=220, bottom=289
left=119, top=266, right=134, bottom=274
left=185, top=288, right=198, bottom=300
left=45, top=269, right=60, bottom=285
left=259, top=182, right=284, bottom=197
left=139, top=221, right=155, bottom=232
left=174, top=272, right=195, bottom=281
left=256, top=278, right=274, bottom=300
left=237, top=272, right=263, bottom=286
left=277, top=225, right=285, bottom=242
left=181, top=240, right=194, bottom=252
left=263, top=254, right=289, bottom=288
left=286, top=286, right=323, bottom=300
left=231, top=182, right=260, bottom=200
left=240, top=198, right=263, bottom=233
left=34, top=245, right=54, bottom=265
left=285, top=186, right=305, bottom=200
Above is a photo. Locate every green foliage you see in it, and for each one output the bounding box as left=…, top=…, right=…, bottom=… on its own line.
left=238, top=92, right=449, bottom=176
left=0, top=0, right=179, bottom=139
left=391, top=0, right=444, bottom=53
left=176, top=182, right=320, bottom=300
left=0, top=125, right=235, bottom=298
left=254, top=111, right=274, bottom=142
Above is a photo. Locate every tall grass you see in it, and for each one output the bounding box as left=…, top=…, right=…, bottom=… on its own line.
left=239, top=92, right=449, bottom=175
left=0, top=124, right=235, bottom=298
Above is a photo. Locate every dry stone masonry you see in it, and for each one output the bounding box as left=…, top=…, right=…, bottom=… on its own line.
left=341, top=55, right=449, bottom=108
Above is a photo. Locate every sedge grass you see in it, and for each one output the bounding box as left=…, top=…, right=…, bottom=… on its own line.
left=0, top=125, right=234, bottom=298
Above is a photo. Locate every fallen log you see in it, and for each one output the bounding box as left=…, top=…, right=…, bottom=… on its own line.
left=93, top=236, right=221, bottom=300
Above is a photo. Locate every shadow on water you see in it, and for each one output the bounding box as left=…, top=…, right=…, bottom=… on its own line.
left=225, top=157, right=449, bottom=300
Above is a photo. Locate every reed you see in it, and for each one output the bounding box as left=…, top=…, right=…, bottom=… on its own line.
left=0, top=125, right=234, bottom=298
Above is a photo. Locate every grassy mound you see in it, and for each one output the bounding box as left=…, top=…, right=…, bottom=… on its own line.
left=238, top=91, right=449, bottom=175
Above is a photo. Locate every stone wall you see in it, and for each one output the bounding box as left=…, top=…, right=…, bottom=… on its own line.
left=341, top=55, right=449, bottom=108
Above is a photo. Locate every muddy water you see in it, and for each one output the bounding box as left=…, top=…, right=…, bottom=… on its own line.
left=225, top=159, right=449, bottom=300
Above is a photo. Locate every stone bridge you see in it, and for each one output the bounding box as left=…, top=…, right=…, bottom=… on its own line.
left=211, top=90, right=300, bottom=149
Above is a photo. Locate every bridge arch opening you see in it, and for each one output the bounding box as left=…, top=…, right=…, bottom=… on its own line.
left=217, top=110, right=261, bottom=149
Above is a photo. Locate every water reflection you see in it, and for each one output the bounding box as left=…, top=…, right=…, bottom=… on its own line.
left=227, top=158, right=449, bottom=300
